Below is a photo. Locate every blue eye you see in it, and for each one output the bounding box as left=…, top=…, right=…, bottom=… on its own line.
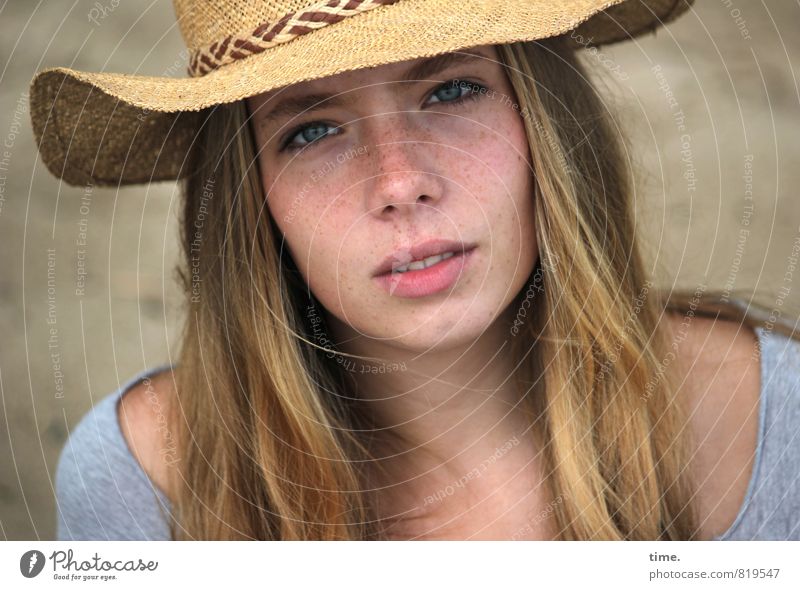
left=279, top=121, right=343, bottom=153
left=427, top=79, right=486, bottom=107
left=279, top=79, right=488, bottom=153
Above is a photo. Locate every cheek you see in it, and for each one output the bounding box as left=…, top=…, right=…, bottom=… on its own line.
left=464, top=114, right=536, bottom=250
left=485, top=110, right=534, bottom=199
left=465, top=114, right=538, bottom=302
left=264, top=171, right=358, bottom=299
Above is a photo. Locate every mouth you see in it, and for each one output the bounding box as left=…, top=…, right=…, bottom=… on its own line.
left=373, top=239, right=477, bottom=278
left=372, top=239, right=478, bottom=298
left=390, top=250, right=459, bottom=273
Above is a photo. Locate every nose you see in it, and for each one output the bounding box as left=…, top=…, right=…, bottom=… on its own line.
left=362, top=112, right=446, bottom=219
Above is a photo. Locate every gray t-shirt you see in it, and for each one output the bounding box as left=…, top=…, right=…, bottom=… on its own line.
left=54, top=324, right=800, bottom=540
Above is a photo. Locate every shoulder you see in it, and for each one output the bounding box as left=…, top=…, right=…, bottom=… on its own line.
left=56, top=391, right=122, bottom=524
left=662, top=310, right=762, bottom=539
left=54, top=369, right=175, bottom=540
left=116, top=366, right=179, bottom=504
left=663, top=309, right=760, bottom=370
left=663, top=311, right=762, bottom=455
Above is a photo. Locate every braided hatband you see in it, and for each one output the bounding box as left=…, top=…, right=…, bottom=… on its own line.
left=188, top=0, right=400, bottom=77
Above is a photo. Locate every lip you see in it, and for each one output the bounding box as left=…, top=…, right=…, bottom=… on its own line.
left=372, top=239, right=478, bottom=298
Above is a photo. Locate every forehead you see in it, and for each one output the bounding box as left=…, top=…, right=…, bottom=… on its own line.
left=248, top=44, right=499, bottom=106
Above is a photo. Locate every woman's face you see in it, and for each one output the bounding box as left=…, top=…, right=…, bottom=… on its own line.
left=246, top=44, right=538, bottom=351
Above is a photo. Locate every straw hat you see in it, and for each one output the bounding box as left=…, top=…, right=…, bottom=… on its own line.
left=29, top=0, right=693, bottom=188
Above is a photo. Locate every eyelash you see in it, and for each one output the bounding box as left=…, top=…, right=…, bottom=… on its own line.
left=279, top=79, right=488, bottom=153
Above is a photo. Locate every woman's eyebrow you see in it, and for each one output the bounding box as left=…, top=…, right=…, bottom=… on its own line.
left=256, top=48, right=491, bottom=128
left=401, top=48, right=491, bottom=83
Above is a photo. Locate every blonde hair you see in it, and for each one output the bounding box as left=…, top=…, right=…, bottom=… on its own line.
left=164, top=36, right=788, bottom=540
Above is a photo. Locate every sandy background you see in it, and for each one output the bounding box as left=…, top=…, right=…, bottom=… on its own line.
left=1, top=0, right=798, bottom=540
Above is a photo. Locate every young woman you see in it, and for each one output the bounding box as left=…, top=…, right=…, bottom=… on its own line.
left=33, top=0, right=800, bottom=541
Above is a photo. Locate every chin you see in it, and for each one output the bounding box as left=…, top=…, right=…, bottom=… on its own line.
left=381, top=312, right=496, bottom=353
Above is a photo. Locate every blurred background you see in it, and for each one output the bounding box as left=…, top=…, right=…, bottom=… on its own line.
left=1, top=0, right=798, bottom=540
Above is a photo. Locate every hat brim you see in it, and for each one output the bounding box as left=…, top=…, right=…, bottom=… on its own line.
left=29, top=0, right=692, bottom=187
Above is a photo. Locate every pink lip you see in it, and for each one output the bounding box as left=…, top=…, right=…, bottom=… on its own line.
left=372, top=240, right=477, bottom=298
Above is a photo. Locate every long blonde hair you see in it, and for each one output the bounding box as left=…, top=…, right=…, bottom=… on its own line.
left=164, top=36, right=784, bottom=540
